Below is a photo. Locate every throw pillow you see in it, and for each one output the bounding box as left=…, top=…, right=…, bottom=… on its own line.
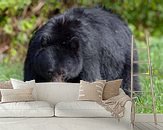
left=78, top=80, right=106, bottom=101
left=10, top=78, right=35, bottom=89
left=0, top=81, right=13, bottom=101
left=1, top=87, right=34, bottom=103
left=10, top=78, right=37, bottom=100
left=103, top=79, right=122, bottom=100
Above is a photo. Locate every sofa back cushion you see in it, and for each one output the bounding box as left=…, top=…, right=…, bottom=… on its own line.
left=35, top=82, right=79, bottom=105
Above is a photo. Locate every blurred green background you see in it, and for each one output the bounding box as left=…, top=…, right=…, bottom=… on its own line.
left=0, top=0, right=162, bottom=113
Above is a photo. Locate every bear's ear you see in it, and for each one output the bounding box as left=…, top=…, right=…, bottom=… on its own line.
left=71, top=19, right=81, bottom=28
left=60, top=16, right=81, bottom=28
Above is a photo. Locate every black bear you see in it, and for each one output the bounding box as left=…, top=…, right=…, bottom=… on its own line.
left=24, top=8, right=140, bottom=94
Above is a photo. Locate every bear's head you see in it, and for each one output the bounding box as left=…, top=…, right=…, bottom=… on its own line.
left=28, top=15, right=84, bottom=82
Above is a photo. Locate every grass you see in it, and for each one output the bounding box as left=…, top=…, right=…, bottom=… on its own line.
left=135, top=37, right=163, bottom=113
left=0, top=63, right=23, bottom=81
left=0, top=37, right=162, bottom=113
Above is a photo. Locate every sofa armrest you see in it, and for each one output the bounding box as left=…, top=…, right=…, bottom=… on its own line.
left=121, top=101, right=132, bottom=123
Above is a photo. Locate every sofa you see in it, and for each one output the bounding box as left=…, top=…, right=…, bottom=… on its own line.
left=0, top=82, right=132, bottom=130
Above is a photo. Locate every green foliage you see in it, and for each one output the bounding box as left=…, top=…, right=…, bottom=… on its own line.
left=0, top=0, right=163, bottom=62
left=0, top=0, right=49, bottom=63
left=0, top=0, right=31, bottom=14
left=101, top=0, right=163, bottom=38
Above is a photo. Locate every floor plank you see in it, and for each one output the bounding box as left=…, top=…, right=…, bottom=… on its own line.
left=148, top=122, right=163, bottom=130
left=144, top=123, right=160, bottom=130
left=135, top=122, right=163, bottom=130
left=135, top=123, right=150, bottom=130
left=133, top=125, right=141, bottom=130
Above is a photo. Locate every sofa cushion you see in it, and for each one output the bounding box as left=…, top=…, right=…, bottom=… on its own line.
left=0, top=101, right=54, bottom=117
left=103, top=79, right=122, bottom=100
left=1, top=88, right=34, bottom=103
left=55, top=101, right=112, bottom=117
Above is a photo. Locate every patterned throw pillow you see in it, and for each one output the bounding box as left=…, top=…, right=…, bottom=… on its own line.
left=103, top=79, right=122, bottom=100
left=78, top=80, right=106, bottom=102
left=1, top=87, right=34, bottom=103
left=0, top=81, right=13, bottom=101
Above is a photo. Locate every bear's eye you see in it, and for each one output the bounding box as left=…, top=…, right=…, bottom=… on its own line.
left=69, top=37, right=79, bottom=50
left=41, top=41, right=47, bottom=47
left=41, top=36, right=49, bottom=47
left=67, top=60, right=72, bottom=65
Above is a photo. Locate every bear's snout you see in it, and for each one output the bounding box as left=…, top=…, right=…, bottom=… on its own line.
left=51, top=75, right=65, bottom=82
left=51, top=70, right=66, bottom=82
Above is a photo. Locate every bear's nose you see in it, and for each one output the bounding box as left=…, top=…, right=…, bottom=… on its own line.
left=52, top=70, right=66, bottom=82
left=47, top=69, right=53, bottom=76
left=57, top=69, right=65, bottom=75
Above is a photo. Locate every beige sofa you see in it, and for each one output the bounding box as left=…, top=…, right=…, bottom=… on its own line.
left=0, top=82, right=132, bottom=130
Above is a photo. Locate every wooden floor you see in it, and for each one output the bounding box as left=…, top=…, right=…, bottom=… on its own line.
left=134, top=122, right=163, bottom=130
left=133, top=114, right=163, bottom=130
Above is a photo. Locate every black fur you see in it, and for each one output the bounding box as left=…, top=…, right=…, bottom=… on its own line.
left=24, top=8, right=140, bottom=94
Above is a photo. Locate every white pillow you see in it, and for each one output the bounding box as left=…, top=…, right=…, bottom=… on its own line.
left=10, top=78, right=37, bottom=100
left=55, top=101, right=112, bottom=117
left=0, top=101, right=54, bottom=117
